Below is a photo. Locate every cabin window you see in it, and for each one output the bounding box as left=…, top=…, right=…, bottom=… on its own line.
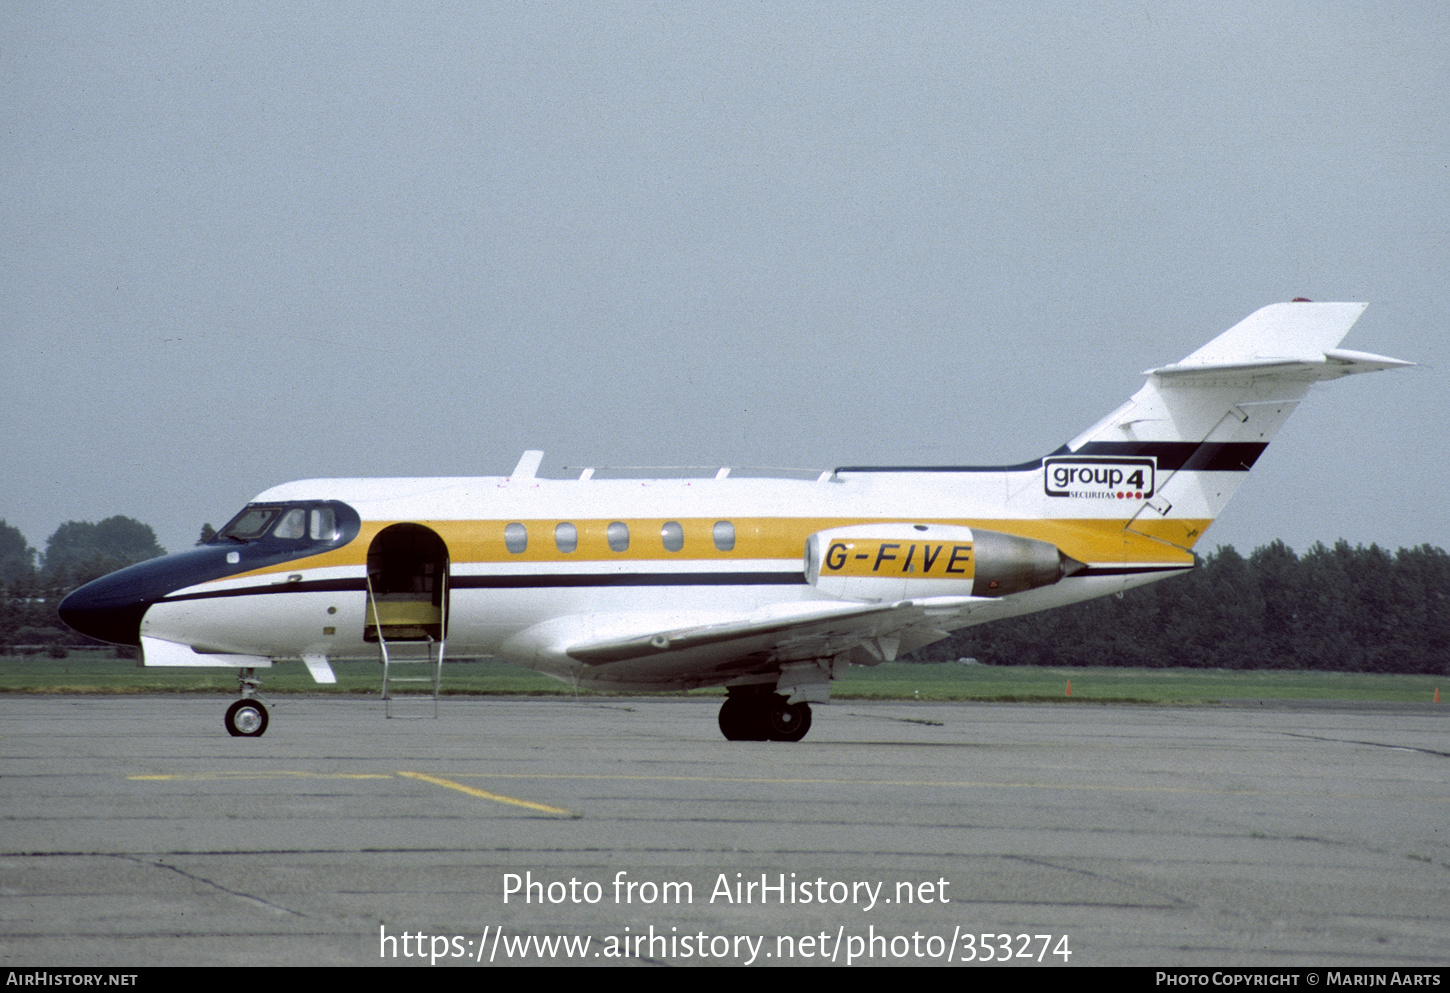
left=273, top=508, right=307, bottom=539
left=504, top=523, right=528, bottom=554
left=713, top=520, right=736, bottom=552
left=607, top=521, right=630, bottom=552
left=555, top=522, right=578, bottom=553
left=661, top=521, right=684, bottom=552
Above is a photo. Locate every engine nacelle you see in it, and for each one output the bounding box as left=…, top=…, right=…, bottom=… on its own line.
left=804, top=523, right=1085, bottom=602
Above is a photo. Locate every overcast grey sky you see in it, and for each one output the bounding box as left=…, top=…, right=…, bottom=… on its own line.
left=3, top=2, right=1446, bottom=559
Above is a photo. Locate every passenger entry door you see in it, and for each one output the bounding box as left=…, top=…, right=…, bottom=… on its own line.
left=364, top=523, right=449, bottom=642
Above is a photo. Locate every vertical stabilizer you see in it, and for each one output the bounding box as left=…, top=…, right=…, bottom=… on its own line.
left=1061, top=302, right=1408, bottom=548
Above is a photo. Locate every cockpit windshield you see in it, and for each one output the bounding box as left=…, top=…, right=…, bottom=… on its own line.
left=217, top=507, right=279, bottom=542
left=214, top=501, right=357, bottom=547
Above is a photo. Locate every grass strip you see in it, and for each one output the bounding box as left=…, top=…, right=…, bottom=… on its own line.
left=1, top=652, right=1442, bottom=703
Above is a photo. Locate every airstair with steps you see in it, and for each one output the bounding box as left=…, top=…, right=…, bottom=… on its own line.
left=366, top=573, right=446, bottom=718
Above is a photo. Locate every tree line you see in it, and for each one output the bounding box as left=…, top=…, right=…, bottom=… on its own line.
left=911, top=541, right=1450, bottom=674
left=2, top=516, right=1447, bottom=673
left=0, top=517, right=166, bottom=653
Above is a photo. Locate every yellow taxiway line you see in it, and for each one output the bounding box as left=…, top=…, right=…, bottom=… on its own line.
left=129, top=771, right=393, bottom=780
left=127, top=769, right=579, bottom=817
left=397, top=770, right=580, bottom=817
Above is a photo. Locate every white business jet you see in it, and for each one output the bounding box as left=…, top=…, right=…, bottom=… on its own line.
left=59, top=301, right=1410, bottom=740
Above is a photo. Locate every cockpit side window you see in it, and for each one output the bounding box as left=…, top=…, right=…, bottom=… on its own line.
left=273, top=508, right=307, bottom=539
left=309, top=508, right=338, bottom=541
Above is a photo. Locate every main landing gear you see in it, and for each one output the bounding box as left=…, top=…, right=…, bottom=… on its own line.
left=718, top=686, right=813, bottom=742
left=224, top=667, right=269, bottom=737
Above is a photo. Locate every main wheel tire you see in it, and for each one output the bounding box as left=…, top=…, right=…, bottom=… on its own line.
left=766, top=698, right=812, bottom=742
left=718, top=695, right=767, bottom=741
left=225, top=699, right=269, bottom=737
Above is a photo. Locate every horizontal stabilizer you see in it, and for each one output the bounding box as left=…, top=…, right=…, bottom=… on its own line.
left=1147, top=348, right=1413, bottom=381
left=1144, top=302, right=1412, bottom=380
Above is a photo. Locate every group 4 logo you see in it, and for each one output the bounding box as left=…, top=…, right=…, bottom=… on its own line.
left=1044, top=456, right=1156, bottom=500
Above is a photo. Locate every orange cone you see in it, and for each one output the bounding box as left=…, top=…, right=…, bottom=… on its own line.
left=1436, top=687, right=1440, bottom=703
left=1066, top=679, right=1072, bottom=697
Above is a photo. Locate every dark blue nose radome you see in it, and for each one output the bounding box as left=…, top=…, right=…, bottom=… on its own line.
left=57, top=581, right=148, bottom=645
left=59, top=558, right=178, bottom=646
left=58, top=546, right=249, bottom=646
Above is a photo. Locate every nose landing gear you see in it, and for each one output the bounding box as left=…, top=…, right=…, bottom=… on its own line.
left=224, top=698, right=269, bottom=737
left=224, top=667, right=269, bottom=737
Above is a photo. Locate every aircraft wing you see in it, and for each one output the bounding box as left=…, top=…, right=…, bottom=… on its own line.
left=563, top=596, right=979, bottom=669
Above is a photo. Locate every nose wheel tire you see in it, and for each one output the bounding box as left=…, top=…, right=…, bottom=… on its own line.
left=225, top=699, right=269, bottom=737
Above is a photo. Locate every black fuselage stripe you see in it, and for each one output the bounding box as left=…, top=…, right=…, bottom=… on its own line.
left=1078, top=441, right=1267, bottom=472
left=838, top=441, right=1267, bottom=474
left=158, top=566, right=1186, bottom=603
left=161, top=572, right=811, bottom=602
left=455, top=573, right=809, bottom=589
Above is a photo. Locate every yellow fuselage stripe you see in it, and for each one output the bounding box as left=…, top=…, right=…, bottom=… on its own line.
left=229, top=515, right=1204, bottom=580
